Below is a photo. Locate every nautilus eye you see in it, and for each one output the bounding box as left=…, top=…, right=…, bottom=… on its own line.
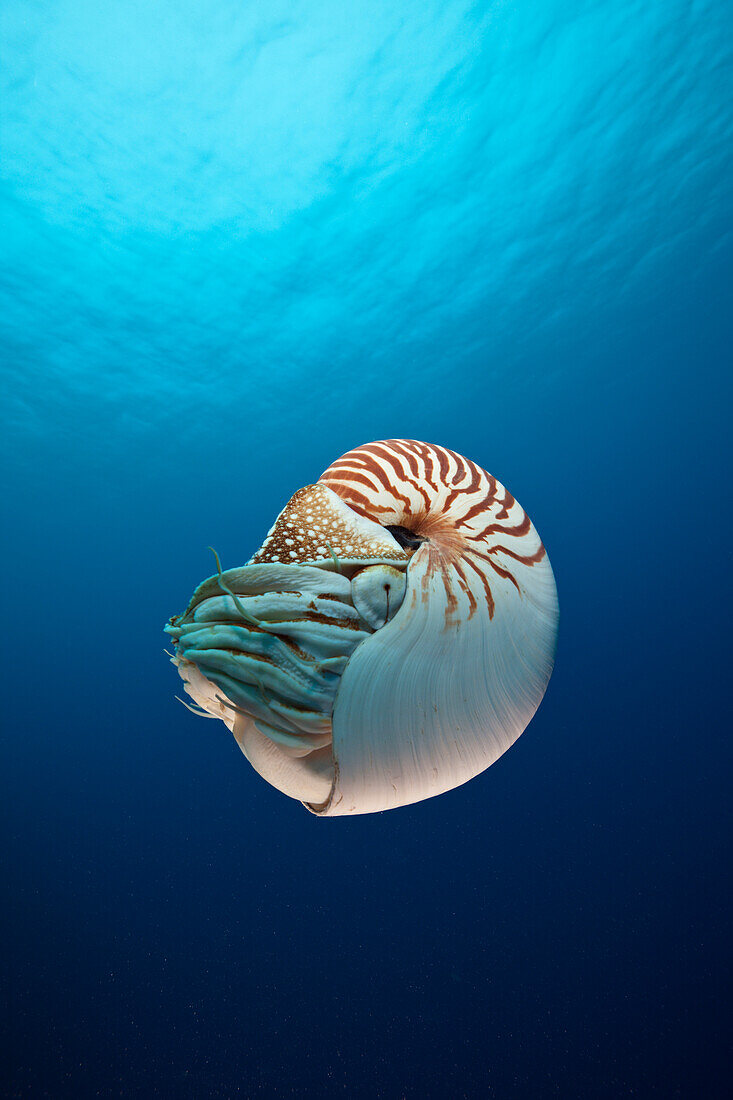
left=165, top=440, right=558, bottom=815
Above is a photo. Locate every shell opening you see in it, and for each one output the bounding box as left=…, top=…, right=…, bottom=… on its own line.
left=383, top=524, right=427, bottom=551
left=165, top=560, right=408, bottom=803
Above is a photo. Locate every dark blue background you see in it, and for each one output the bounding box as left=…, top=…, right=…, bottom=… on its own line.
left=2, top=1, right=731, bottom=1095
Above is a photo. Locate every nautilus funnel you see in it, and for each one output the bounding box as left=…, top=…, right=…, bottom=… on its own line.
left=165, top=440, right=558, bottom=815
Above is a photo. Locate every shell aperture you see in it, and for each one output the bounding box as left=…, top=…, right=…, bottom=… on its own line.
left=165, top=440, right=558, bottom=815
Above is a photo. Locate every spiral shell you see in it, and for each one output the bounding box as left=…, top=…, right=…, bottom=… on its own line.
left=165, top=440, right=558, bottom=815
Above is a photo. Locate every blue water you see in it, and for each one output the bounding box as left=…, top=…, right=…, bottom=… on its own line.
left=2, top=0, right=731, bottom=1095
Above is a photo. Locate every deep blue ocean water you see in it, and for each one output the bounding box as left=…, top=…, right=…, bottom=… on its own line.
left=2, top=1, right=731, bottom=1095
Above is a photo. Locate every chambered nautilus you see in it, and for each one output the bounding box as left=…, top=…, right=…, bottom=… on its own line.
left=165, top=440, right=558, bottom=815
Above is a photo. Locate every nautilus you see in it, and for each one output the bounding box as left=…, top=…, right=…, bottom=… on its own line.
left=165, top=440, right=558, bottom=815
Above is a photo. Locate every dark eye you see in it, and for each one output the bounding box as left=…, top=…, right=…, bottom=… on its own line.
left=384, top=524, right=427, bottom=550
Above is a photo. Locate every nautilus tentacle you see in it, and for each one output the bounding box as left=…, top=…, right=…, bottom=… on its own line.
left=165, top=440, right=558, bottom=815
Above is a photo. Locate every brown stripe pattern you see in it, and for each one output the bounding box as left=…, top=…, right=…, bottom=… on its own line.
left=319, top=439, right=546, bottom=620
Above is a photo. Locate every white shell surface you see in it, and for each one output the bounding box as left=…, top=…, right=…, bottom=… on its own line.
left=312, top=538, right=558, bottom=815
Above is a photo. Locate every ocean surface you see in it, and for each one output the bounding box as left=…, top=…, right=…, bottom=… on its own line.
left=2, top=1, right=731, bottom=1096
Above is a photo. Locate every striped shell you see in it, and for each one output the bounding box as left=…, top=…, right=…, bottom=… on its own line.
left=321, top=440, right=548, bottom=624
left=165, top=440, right=558, bottom=815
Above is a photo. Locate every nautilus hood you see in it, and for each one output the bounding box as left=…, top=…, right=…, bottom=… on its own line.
left=165, top=440, right=558, bottom=815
